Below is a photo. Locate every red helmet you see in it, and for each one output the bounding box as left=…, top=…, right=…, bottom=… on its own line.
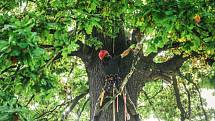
left=98, top=50, right=109, bottom=60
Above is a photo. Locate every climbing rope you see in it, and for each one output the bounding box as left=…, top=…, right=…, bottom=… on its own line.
left=93, top=36, right=145, bottom=121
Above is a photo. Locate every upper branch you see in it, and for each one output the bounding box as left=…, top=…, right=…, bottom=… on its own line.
left=156, top=55, right=187, bottom=74
left=149, top=42, right=181, bottom=59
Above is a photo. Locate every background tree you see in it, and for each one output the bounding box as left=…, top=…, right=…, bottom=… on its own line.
left=0, top=0, right=214, bottom=121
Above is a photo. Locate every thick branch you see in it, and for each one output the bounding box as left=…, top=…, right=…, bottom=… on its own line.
left=61, top=90, right=89, bottom=121
left=149, top=42, right=181, bottom=58
left=35, top=90, right=88, bottom=120
left=172, top=76, right=186, bottom=121
left=156, top=55, right=187, bottom=74
left=182, top=83, right=191, bottom=119
left=179, top=72, right=208, bottom=121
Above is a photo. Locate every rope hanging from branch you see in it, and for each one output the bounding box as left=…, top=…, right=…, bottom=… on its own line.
left=119, top=37, right=145, bottom=95
left=113, top=84, right=116, bottom=121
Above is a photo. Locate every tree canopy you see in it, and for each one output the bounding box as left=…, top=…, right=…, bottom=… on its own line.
left=0, top=0, right=214, bottom=121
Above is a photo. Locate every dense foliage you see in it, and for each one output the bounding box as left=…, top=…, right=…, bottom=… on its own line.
left=0, top=0, right=214, bottom=121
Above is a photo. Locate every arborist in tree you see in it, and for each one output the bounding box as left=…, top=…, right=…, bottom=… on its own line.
left=93, top=47, right=140, bottom=121
left=98, top=48, right=131, bottom=94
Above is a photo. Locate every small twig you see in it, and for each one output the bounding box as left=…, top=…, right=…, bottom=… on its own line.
left=146, top=85, right=163, bottom=100
left=43, top=51, right=62, bottom=68
left=23, top=0, right=28, bottom=12
left=68, top=64, right=75, bottom=77
left=35, top=101, right=67, bottom=119
left=25, top=94, right=35, bottom=107
left=11, top=64, right=21, bottom=82
left=77, top=98, right=89, bottom=121
left=142, top=90, right=161, bottom=121
left=1, top=65, right=17, bottom=74
left=38, top=44, right=55, bottom=49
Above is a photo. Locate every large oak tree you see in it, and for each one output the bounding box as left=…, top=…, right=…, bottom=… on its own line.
left=0, top=0, right=214, bottom=121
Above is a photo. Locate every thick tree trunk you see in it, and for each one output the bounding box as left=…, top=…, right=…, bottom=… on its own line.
left=78, top=28, right=150, bottom=121
left=84, top=56, right=142, bottom=121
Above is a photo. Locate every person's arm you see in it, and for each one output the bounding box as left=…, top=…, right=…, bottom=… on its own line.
left=108, top=46, right=133, bottom=69
left=120, top=48, right=132, bottom=58
left=120, top=44, right=135, bottom=58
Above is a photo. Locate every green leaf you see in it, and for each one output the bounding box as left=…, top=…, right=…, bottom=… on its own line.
left=165, top=11, right=173, bottom=16
left=10, top=49, right=21, bottom=56
left=0, top=40, right=9, bottom=51
left=84, top=17, right=101, bottom=34
left=32, top=47, right=44, bottom=57
left=192, top=35, right=201, bottom=50
left=85, top=23, right=93, bottom=35
left=17, top=42, right=28, bottom=48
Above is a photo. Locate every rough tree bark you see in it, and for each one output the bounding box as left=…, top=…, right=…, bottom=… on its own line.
left=76, top=28, right=186, bottom=121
